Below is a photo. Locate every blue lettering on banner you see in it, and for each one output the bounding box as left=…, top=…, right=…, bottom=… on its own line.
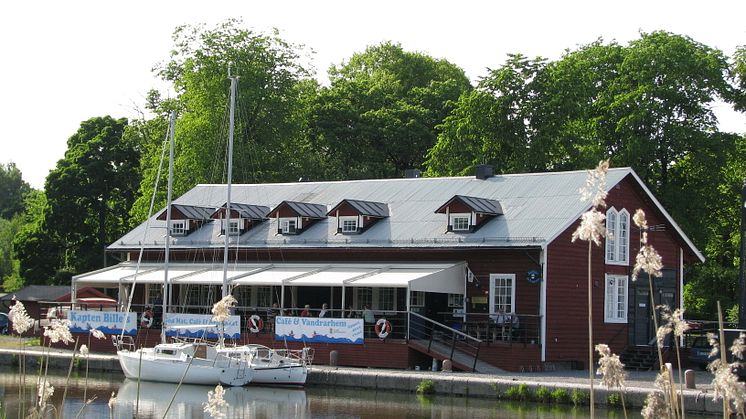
left=68, top=310, right=137, bottom=335
left=275, top=316, right=364, bottom=344
left=163, top=313, right=241, bottom=339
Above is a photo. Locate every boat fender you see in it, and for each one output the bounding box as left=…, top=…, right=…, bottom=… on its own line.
left=248, top=314, right=264, bottom=333
left=140, top=310, right=154, bottom=328
left=374, top=318, right=392, bottom=339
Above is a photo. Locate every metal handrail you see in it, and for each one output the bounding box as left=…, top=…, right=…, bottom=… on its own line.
left=408, top=311, right=482, bottom=371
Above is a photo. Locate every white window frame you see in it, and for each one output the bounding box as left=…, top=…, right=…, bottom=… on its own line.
left=448, top=293, right=464, bottom=308
left=354, top=287, right=396, bottom=311
left=410, top=291, right=425, bottom=307
left=489, top=273, right=516, bottom=314
left=230, top=285, right=272, bottom=308
left=604, top=274, right=628, bottom=323
left=605, top=208, right=630, bottom=265
left=340, top=216, right=358, bottom=233
left=280, top=218, right=297, bottom=234
left=170, top=220, right=187, bottom=236
left=354, top=287, right=373, bottom=310
left=617, top=210, right=629, bottom=264
left=450, top=213, right=471, bottom=231
left=223, top=218, right=241, bottom=235
left=377, top=288, right=395, bottom=311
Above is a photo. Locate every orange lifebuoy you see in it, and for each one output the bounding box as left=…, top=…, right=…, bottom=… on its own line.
left=248, top=314, right=264, bottom=333
left=140, top=310, right=153, bottom=328
left=374, top=318, right=392, bottom=339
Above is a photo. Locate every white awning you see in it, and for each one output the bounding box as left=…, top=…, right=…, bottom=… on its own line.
left=73, top=262, right=467, bottom=294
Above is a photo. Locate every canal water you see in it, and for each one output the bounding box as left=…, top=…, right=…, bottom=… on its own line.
left=0, top=369, right=706, bottom=418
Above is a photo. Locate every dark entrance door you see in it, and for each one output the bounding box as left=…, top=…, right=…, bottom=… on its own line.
left=426, top=293, right=449, bottom=324
left=630, top=269, right=677, bottom=346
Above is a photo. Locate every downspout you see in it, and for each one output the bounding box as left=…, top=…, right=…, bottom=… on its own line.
left=679, top=248, right=684, bottom=347
left=341, top=285, right=346, bottom=318
left=540, top=244, right=548, bottom=362
left=406, top=286, right=411, bottom=340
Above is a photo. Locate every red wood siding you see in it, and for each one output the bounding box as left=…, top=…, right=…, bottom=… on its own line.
left=445, top=201, right=471, bottom=213
left=544, top=174, right=684, bottom=367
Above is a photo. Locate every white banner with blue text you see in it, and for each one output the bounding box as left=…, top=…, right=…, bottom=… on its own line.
left=164, top=313, right=241, bottom=339
left=68, top=310, right=137, bottom=335
left=275, top=316, right=363, bottom=344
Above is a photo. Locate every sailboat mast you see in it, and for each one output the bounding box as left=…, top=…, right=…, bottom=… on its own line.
left=223, top=76, right=237, bottom=298
left=162, top=110, right=176, bottom=344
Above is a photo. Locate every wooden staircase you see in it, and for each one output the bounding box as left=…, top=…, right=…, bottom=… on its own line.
left=620, top=346, right=659, bottom=371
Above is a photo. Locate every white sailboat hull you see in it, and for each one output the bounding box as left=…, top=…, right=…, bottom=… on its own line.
left=220, top=344, right=311, bottom=386
left=117, top=349, right=252, bottom=386
left=251, top=364, right=308, bottom=386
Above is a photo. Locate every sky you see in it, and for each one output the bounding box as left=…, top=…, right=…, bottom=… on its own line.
left=1, top=1, right=744, bottom=189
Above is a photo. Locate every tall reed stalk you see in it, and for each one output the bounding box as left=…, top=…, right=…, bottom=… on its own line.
left=572, top=160, right=610, bottom=416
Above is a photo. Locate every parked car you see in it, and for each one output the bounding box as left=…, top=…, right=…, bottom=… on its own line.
left=0, top=312, right=8, bottom=335
left=688, top=329, right=746, bottom=379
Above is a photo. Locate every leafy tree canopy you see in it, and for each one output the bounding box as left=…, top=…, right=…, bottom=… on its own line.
left=43, top=116, right=140, bottom=275
left=0, top=162, right=31, bottom=219
left=12, top=190, right=60, bottom=285
left=154, top=19, right=316, bottom=191
left=311, top=42, right=472, bottom=179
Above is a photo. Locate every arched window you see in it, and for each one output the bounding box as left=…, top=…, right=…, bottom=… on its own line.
left=606, top=208, right=629, bottom=265
left=605, top=210, right=617, bottom=262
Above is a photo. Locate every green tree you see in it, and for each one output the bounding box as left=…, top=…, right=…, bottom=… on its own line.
left=44, top=116, right=140, bottom=275
left=0, top=162, right=31, bottom=219
left=0, top=216, right=22, bottom=290
left=731, top=45, right=746, bottom=112
left=312, top=42, right=472, bottom=179
left=12, top=190, right=61, bottom=285
left=605, top=32, right=730, bottom=195
left=426, top=42, right=624, bottom=176
left=154, top=20, right=315, bottom=192
left=425, top=54, right=549, bottom=176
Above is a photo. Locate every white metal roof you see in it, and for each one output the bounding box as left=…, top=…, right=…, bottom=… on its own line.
left=107, top=168, right=702, bottom=261
left=73, top=262, right=467, bottom=295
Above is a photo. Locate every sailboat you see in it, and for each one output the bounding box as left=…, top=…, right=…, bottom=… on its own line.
left=229, top=343, right=312, bottom=385
left=114, top=75, right=253, bottom=386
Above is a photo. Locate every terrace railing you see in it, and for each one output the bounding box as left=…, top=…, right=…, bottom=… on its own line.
left=407, top=311, right=482, bottom=372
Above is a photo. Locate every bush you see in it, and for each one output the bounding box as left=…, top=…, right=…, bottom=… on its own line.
left=416, top=379, right=434, bottom=395
left=505, top=384, right=532, bottom=401
left=570, top=389, right=589, bottom=406
left=607, top=392, right=622, bottom=406
left=535, top=386, right=551, bottom=402
left=550, top=388, right=569, bottom=404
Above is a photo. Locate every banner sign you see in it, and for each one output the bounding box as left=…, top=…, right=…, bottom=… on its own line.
left=275, top=316, right=363, bottom=344
left=164, top=313, right=241, bottom=339
left=68, top=310, right=137, bottom=335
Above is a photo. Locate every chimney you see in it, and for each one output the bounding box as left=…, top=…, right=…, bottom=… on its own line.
left=404, top=169, right=421, bottom=178
left=475, top=164, right=493, bottom=180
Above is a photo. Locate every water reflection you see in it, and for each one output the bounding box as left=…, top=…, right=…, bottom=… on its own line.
left=0, top=369, right=709, bottom=418
left=115, top=380, right=308, bottom=418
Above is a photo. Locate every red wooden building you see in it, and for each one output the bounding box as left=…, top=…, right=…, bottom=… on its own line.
left=72, top=166, right=702, bottom=372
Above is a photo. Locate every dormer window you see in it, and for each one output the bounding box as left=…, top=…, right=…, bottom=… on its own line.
left=268, top=201, right=327, bottom=236
left=224, top=219, right=241, bottom=235
left=211, top=202, right=269, bottom=236
left=170, top=220, right=187, bottom=236
left=280, top=218, right=297, bottom=234
left=450, top=214, right=470, bottom=231
left=340, top=217, right=358, bottom=233
left=157, top=204, right=213, bottom=237
left=435, top=195, right=503, bottom=233
left=327, top=199, right=389, bottom=235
